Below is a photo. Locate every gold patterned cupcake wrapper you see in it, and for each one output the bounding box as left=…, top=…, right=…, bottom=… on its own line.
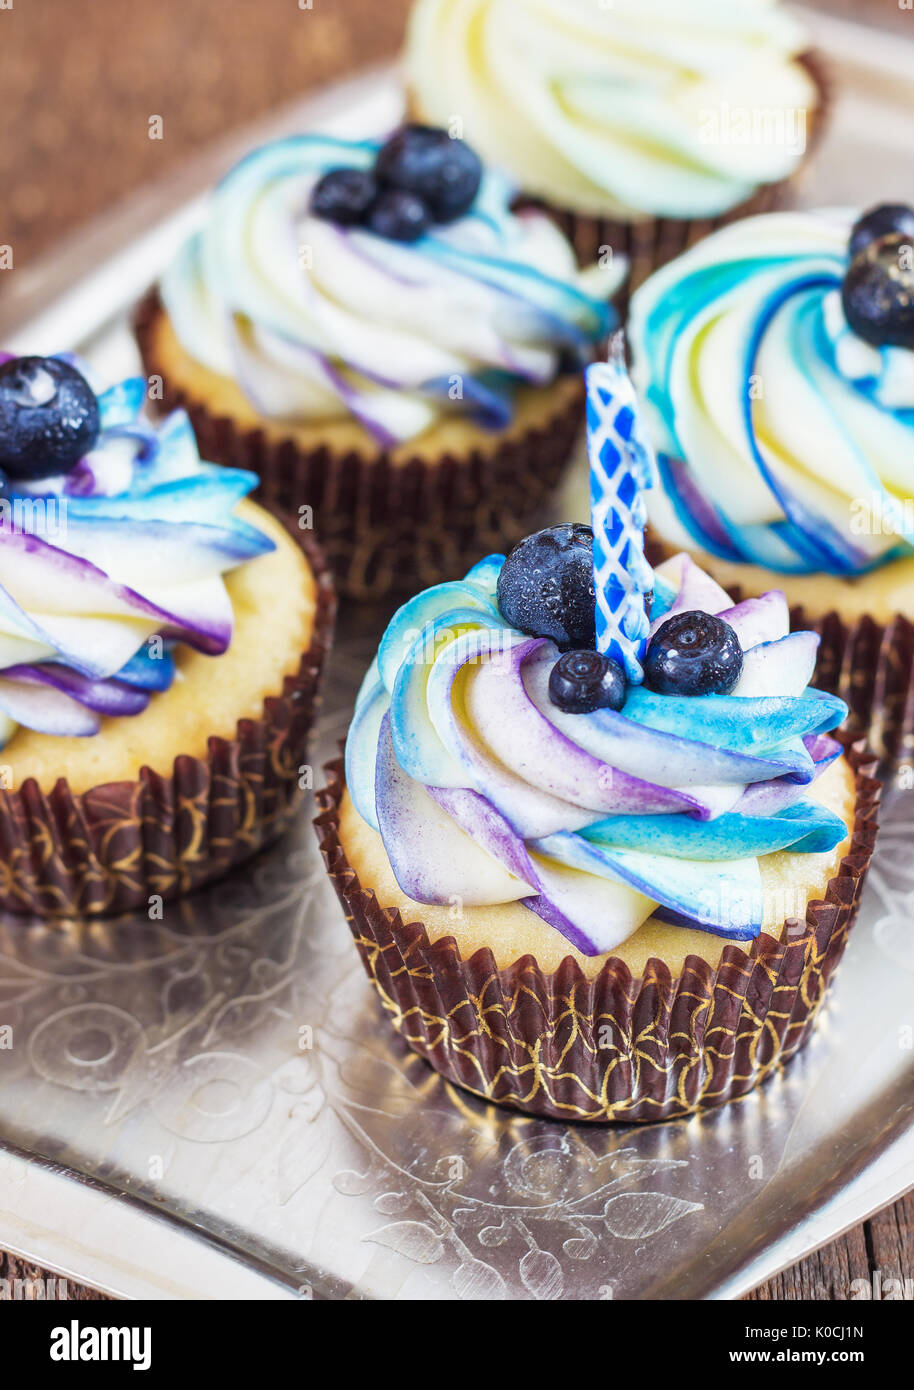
left=810, top=609, right=914, bottom=770
left=315, top=735, right=878, bottom=1124
left=133, top=289, right=587, bottom=601
left=0, top=525, right=335, bottom=919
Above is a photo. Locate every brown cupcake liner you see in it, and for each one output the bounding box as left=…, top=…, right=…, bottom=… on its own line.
left=517, top=51, right=830, bottom=309
left=645, top=532, right=914, bottom=769
left=314, top=733, right=878, bottom=1123
left=527, top=179, right=787, bottom=317
left=0, top=525, right=335, bottom=920
left=133, top=289, right=586, bottom=602
left=810, top=611, right=914, bottom=771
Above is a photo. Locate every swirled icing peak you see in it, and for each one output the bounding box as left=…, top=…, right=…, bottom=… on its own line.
left=160, top=134, right=620, bottom=446
left=406, top=0, right=817, bottom=221
left=0, top=356, right=274, bottom=745
left=629, top=210, right=914, bottom=576
left=345, top=547, right=848, bottom=955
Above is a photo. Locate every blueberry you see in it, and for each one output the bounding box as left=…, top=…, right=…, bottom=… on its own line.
left=496, top=524, right=596, bottom=652
left=376, top=124, right=482, bottom=223
left=842, top=234, right=914, bottom=349
left=310, top=167, right=378, bottom=226
left=849, top=204, right=914, bottom=259
left=548, top=649, right=625, bottom=714
left=643, top=611, right=743, bottom=697
left=0, top=356, right=99, bottom=481
left=366, top=187, right=431, bottom=242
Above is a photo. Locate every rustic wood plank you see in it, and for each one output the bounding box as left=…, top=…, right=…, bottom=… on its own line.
left=0, top=1250, right=110, bottom=1301
left=745, top=1193, right=914, bottom=1300
left=866, top=1190, right=914, bottom=1294
left=746, top=1225, right=869, bottom=1300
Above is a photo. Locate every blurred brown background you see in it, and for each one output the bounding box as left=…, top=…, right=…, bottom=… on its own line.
left=0, top=0, right=412, bottom=273
left=0, top=0, right=908, bottom=274
left=0, top=0, right=911, bottom=1304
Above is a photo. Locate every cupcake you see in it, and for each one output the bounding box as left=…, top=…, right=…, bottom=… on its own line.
left=317, top=357, right=877, bottom=1122
left=0, top=353, right=333, bottom=917
left=404, top=0, right=825, bottom=289
left=135, top=128, right=622, bottom=600
left=629, top=204, right=914, bottom=763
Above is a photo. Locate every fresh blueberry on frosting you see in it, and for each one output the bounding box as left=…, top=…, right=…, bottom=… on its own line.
left=310, top=167, right=379, bottom=226
left=309, top=124, right=482, bottom=242
left=548, top=649, right=625, bottom=714
left=643, top=611, right=743, bottom=697
left=496, top=524, right=596, bottom=652
left=375, top=124, right=482, bottom=225
left=0, top=356, right=100, bottom=481
left=366, top=186, right=431, bottom=243
left=842, top=234, right=914, bottom=350
left=848, top=204, right=914, bottom=259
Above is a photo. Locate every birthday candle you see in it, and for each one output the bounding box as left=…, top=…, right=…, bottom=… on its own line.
left=587, top=335, right=658, bottom=683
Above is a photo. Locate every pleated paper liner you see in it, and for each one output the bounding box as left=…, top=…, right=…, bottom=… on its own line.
left=0, top=526, right=335, bottom=920
left=514, top=51, right=830, bottom=310
left=521, top=180, right=783, bottom=320
left=644, top=532, right=914, bottom=768
left=806, top=610, right=914, bottom=771
left=133, top=289, right=587, bottom=602
left=315, top=734, right=879, bottom=1124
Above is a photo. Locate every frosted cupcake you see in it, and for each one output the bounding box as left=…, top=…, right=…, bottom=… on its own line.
left=0, top=353, right=333, bottom=917
left=317, top=357, right=876, bottom=1121
left=629, top=204, right=914, bottom=762
left=404, top=0, right=825, bottom=288
left=135, top=128, right=622, bottom=599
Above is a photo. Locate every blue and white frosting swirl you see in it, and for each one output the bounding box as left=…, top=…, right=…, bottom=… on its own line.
left=160, top=135, right=620, bottom=447
left=629, top=210, right=914, bottom=577
left=0, top=360, right=273, bottom=745
left=345, top=548, right=848, bottom=955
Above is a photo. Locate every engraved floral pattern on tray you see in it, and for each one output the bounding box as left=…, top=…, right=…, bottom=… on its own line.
left=0, top=833, right=711, bottom=1300
left=0, top=717, right=911, bottom=1299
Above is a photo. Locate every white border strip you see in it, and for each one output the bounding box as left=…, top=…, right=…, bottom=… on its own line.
left=0, top=1149, right=296, bottom=1301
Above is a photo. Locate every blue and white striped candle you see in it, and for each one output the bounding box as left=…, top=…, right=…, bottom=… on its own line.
left=587, top=335, right=658, bottom=683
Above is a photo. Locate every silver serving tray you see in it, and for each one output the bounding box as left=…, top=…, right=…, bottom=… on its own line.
left=0, top=11, right=912, bottom=1301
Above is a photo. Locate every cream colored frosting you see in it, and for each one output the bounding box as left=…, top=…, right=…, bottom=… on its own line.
left=406, top=0, right=818, bottom=221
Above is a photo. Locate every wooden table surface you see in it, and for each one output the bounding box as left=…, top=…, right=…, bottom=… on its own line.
left=0, top=0, right=910, bottom=1302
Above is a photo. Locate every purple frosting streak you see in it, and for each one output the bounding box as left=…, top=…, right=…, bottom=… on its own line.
left=3, top=664, right=150, bottom=717
left=521, top=895, right=601, bottom=956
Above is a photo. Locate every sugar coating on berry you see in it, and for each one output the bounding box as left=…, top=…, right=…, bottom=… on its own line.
left=0, top=356, right=100, bottom=481
left=497, top=524, right=596, bottom=652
